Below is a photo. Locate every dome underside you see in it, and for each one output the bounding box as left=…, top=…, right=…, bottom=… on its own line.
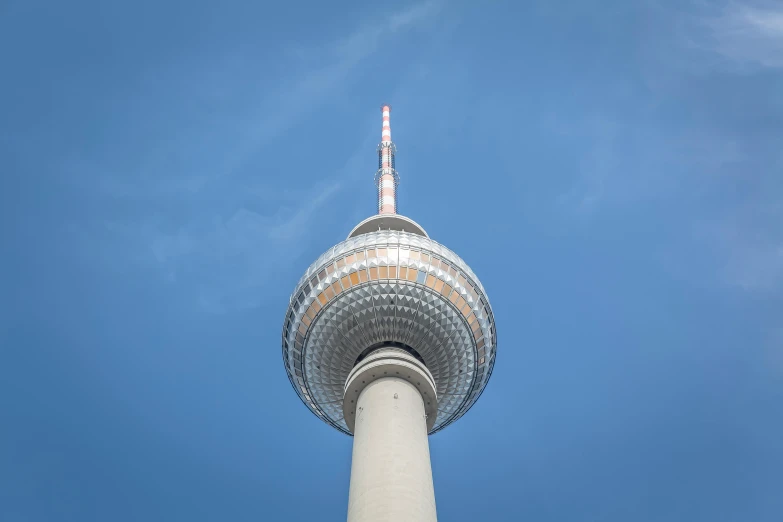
left=282, top=231, right=497, bottom=435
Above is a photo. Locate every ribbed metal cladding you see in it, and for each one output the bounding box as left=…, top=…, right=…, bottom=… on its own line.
left=281, top=230, right=497, bottom=435
left=377, top=104, right=398, bottom=214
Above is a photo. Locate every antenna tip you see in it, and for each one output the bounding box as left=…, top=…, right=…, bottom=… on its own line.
left=381, top=104, right=391, bottom=112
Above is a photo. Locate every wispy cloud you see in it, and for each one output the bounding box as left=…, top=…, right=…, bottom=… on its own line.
left=148, top=181, right=341, bottom=268
left=548, top=108, right=782, bottom=293
left=86, top=180, right=343, bottom=314
left=702, top=1, right=783, bottom=68
left=234, top=0, right=443, bottom=161
left=693, top=202, right=783, bottom=292
left=544, top=1, right=783, bottom=293
left=765, top=328, right=783, bottom=375
left=73, top=0, right=443, bottom=200
left=555, top=117, right=620, bottom=214
left=65, top=2, right=448, bottom=313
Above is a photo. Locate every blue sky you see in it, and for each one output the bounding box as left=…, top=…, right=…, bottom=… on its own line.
left=2, top=0, right=782, bottom=520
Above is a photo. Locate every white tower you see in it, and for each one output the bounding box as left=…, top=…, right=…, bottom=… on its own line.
left=282, top=106, right=497, bottom=522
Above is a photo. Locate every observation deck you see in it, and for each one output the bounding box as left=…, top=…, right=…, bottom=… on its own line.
left=281, top=227, right=497, bottom=435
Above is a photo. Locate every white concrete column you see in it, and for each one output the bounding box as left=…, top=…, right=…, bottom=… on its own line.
left=342, top=348, right=438, bottom=522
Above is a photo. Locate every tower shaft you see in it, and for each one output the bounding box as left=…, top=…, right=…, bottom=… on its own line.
left=344, top=348, right=438, bottom=522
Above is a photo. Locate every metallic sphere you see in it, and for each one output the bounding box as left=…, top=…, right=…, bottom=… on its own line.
left=281, top=217, right=497, bottom=435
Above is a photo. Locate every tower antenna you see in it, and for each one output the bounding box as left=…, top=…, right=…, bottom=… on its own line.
left=375, top=104, right=400, bottom=214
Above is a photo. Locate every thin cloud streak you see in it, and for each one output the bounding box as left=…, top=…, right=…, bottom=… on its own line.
left=140, top=180, right=343, bottom=312
left=694, top=201, right=783, bottom=293
left=235, top=0, right=443, bottom=162
left=702, top=1, right=783, bottom=68
left=67, top=3, right=449, bottom=313
left=546, top=2, right=783, bottom=293
left=79, top=0, right=443, bottom=200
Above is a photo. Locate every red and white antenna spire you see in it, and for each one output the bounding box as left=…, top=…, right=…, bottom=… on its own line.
left=375, top=104, right=399, bottom=214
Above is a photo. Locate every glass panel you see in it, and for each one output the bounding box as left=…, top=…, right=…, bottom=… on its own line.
left=456, top=296, right=466, bottom=310
left=399, top=248, right=410, bottom=259
left=298, top=323, right=307, bottom=335
left=410, top=250, right=420, bottom=260
left=341, top=275, right=350, bottom=288
left=426, top=274, right=436, bottom=288
left=301, top=313, right=312, bottom=327
left=358, top=270, right=368, bottom=283
left=379, top=266, right=388, bottom=279
left=310, top=276, right=319, bottom=288
left=416, top=270, right=426, bottom=284
left=336, top=258, right=345, bottom=269
left=378, top=248, right=387, bottom=257
left=434, top=279, right=444, bottom=292
left=449, top=289, right=460, bottom=304
left=345, top=254, right=356, bottom=264
left=326, top=264, right=335, bottom=276
left=448, top=266, right=458, bottom=278
left=466, top=312, right=475, bottom=324
left=331, top=282, right=342, bottom=295
left=387, top=247, right=398, bottom=262
left=355, top=250, right=365, bottom=261
left=369, top=267, right=379, bottom=280
left=324, top=286, right=335, bottom=299
left=408, top=269, right=418, bottom=282
left=349, top=272, right=360, bottom=285
left=389, top=266, right=397, bottom=278
left=318, top=292, right=328, bottom=305
left=318, top=270, right=326, bottom=281
left=367, top=248, right=376, bottom=259
left=440, top=283, right=452, bottom=297
left=312, top=300, right=322, bottom=313
left=458, top=274, right=467, bottom=287
left=399, top=267, right=408, bottom=279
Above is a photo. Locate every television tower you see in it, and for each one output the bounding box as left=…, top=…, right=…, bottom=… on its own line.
left=282, top=105, right=497, bottom=522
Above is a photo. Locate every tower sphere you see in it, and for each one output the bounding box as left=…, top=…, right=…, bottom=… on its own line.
left=282, top=218, right=497, bottom=435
